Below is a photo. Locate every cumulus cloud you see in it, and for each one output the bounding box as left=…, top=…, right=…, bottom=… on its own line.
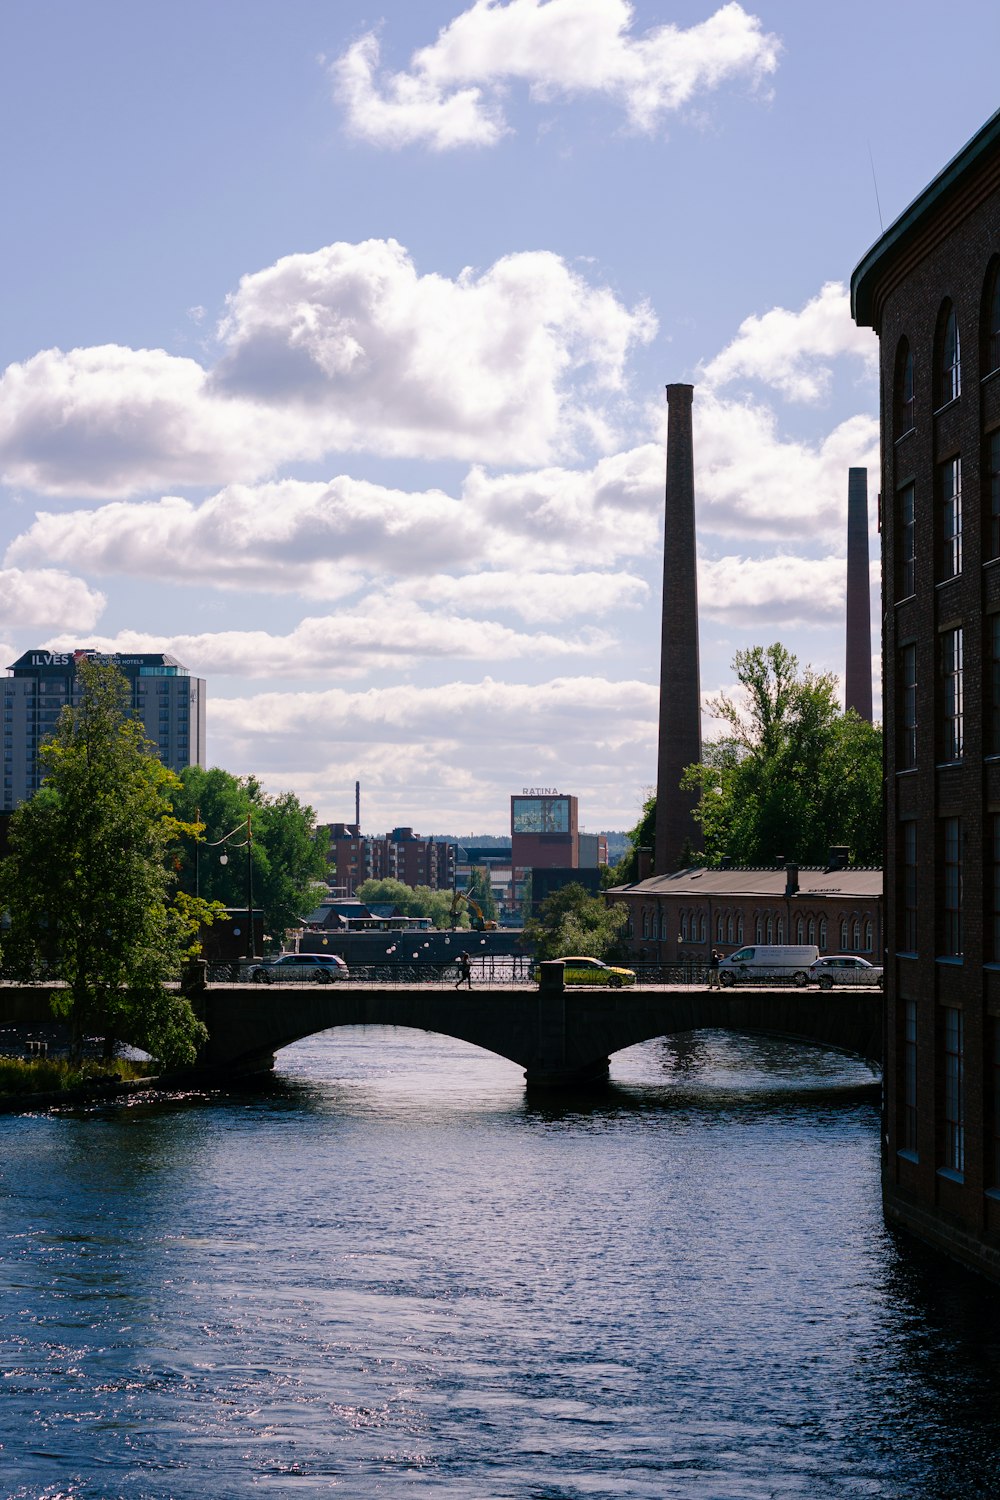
left=0, top=240, right=654, bottom=497
left=43, top=607, right=616, bottom=679
left=333, top=0, right=780, bottom=150
left=7, top=449, right=665, bottom=595
left=386, top=569, right=649, bottom=623
left=700, top=281, right=878, bottom=403
left=205, top=673, right=660, bottom=827
left=693, top=393, right=879, bottom=541
left=698, top=553, right=847, bottom=626
left=0, top=568, right=105, bottom=632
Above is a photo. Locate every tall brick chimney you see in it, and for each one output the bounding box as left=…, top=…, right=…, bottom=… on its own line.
left=845, top=467, right=873, bottom=721
left=654, top=384, right=702, bottom=874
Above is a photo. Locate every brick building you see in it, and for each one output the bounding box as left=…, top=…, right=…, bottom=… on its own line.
left=852, top=106, right=1000, bottom=1278
left=609, top=857, right=882, bottom=967
left=322, top=822, right=455, bottom=897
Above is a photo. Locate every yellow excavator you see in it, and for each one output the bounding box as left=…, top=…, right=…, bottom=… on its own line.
left=450, top=888, right=499, bottom=931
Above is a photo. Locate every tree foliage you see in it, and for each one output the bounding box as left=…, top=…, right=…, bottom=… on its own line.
left=524, top=882, right=627, bottom=962
left=355, top=878, right=461, bottom=929
left=682, top=643, right=882, bottom=867
left=171, top=766, right=328, bottom=944
left=604, top=791, right=655, bottom=886
left=467, top=865, right=498, bottom=921
left=0, top=660, right=216, bottom=1066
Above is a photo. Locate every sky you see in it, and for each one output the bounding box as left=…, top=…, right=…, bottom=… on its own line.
left=1, top=1, right=998, bottom=838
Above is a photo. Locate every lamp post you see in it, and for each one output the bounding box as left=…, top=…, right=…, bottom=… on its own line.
left=207, top=814, right=257, bottom=962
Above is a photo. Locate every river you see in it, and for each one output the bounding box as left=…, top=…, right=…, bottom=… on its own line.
left=3, top=1027, right=1000, bottom=1499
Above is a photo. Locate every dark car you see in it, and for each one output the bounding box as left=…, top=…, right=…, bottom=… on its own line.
left=250, top=953, right=349, bottom=984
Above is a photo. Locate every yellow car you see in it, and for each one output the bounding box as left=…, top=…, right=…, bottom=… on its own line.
left=534, top=956, right=636, bottom=988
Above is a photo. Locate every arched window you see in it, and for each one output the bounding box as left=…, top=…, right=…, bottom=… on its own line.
left=808, top=917, right=816, bottom=944
left=680, top=912, right=688, bottom=941
left=766, top=916, right=774, bottom=943
left=717, top=914, right=725, bottom=943
left=863, top=919, right=873, bottom=953
left=819, top=918, right=827, bottom=951
left=796, top=917, right=805, bottom=943
left=841, top=918, right=850, bottom=950
left=642, top=908, right=649, bottom=940
left=937, top=301, right=961, bottom=405
left=895, top=337, right=914, bottom=434
left=737, top=916, right=744, bottom=943
left=853, top=919, right=862, bottom=950
left=776, top=919, right=784, bottom=943
left=755, top=917, right=763, bottom=943
left=983, top=258, right=1000, bottom=376
left=727, top=915, right=734, bottom=943
left=699, top=914, right=707, bottom=944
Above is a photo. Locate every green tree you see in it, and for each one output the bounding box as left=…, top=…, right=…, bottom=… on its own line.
left=467, top=865, right=498, bottom=922
left=171, top=767, right=328, bottom=945
left=0, top=660, right=215, bottom=1067
left=603, top=791, right=655, bottom=886
left=681, top=643, right=882, bottom=867
left=355, top=878, right=460, bottom=929
left=524, top=882, right=627, bottom=962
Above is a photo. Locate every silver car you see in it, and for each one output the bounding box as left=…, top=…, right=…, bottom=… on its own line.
left=809, top=955, right=883, bottom=990
left=251, top=953, right=349, bottom=984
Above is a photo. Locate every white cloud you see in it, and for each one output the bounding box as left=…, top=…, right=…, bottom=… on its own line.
left=698, top=553, right=846, bottom=626
left=333, top=0, right=781, bottom=150
left=206, top=673, right=660, bottom=827
left=7, top=449, right=666, bottom=593
left=386, top=568, right=649, bottom=623
left=700, top=281, right=878, bottom=403
left=43, top=608, right=616, bottom=679
left=0, top=241, right=654, bottom=497
left=0, top=568, right=105, bottom=632
left=693, top=393, right=879, bottom=541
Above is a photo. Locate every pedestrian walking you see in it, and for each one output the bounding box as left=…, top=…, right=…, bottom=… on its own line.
left=456, top=951, right=472, bottom=990
left=708, top=949, right=721, bottom=988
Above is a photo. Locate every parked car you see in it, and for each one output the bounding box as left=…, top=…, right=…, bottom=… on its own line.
left=808, top=955, right=883, bottom=990
left=533, top=956, right=636, bottom=988
left=717, top=944, right=819, bottom=987
left=250, top=953, right=349, bottom=984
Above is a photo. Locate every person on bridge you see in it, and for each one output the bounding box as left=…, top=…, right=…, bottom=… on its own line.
left=708, top=950, right=721, bottom=988
left=456, top=952, right=472, bottom=990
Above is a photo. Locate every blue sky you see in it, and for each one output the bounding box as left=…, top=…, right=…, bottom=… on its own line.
left=1, top=1, right=998, bottom=836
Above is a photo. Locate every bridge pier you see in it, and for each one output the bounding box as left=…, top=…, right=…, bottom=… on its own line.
left=524, top=1056, right=610, bottom=1089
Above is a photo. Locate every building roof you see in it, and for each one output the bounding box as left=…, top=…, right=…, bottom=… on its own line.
left=852, top=106, right=1000, bottom=328
left=608, top=866, right=883, bottom=900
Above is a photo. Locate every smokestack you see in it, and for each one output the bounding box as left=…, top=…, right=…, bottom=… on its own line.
left=845, top=467, right=873, bottom=721
left=654, top=384, right=702, bottom=874
left=355, top=780, right=361, bottom=833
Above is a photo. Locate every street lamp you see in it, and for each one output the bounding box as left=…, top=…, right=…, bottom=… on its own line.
left=202, top=813, right=256, bottom=961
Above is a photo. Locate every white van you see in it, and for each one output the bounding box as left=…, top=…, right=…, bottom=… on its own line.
left=717, top=944, right=819, bottom=987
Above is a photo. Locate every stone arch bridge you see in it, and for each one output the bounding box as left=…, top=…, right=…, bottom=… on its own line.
left=190, top=977, right=882, bottom=1087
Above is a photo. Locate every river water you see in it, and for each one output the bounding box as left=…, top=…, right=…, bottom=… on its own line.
left=3, top=1028, right=1000, bottom=1499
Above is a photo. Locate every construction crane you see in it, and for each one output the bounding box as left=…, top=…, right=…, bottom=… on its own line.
left=449, top=888, right=499, bottom=931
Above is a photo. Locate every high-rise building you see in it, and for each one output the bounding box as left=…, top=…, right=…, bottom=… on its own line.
left=2, top=649, right=206, bottom=808
left=852, top=105, right=1000, bottom=1280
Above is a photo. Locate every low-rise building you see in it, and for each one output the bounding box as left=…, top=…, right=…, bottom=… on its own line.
left=608, top=856, right=883, bottom=966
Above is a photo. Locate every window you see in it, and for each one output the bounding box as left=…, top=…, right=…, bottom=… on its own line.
left=941, top=1006, right=965, bottom=1175
left=991, top=1018, right=1000, bottom=1188
left=765, top=916, right=773, bottom=943
left=938, top=302, right=961, bottom=405
left=899, top=643, right=917, bottom=769
left=776, top=919, right=784, bottom=943
left=807, top=917, right=816, bottom=945
left=895, top=338, right=915, bottom=434
left=941, top=817, right=962, bottom=957
left=736, top=916, right=744, bottom=944
left=726, top=915, right=734, bottom=943
left=897, top=483, right=915, bottom=597
left=902, top=999, right=918, bottom=1156
left=984, top=259, right=1000, bottom=377
left=863, top=920, right=872, bottom=953
left=716, top=915, right=724, bottom=943
left=988, top=430, right=1000, bottom=561
left=796, top=917, right=804, bottom=943
left=991, top=814, right=1000, bottom=964
left=819, top=918, right=827, bottom=950
left=699, top=914, right=707, bottom=944
left=939, top=627, right=964, bottom=761
left=841, top=918, right=849, bottom=950
left=939, top=456, right=962, bottom=578
left=901, top=821, right=918, bottom=953
left=755, top=917, right=763, bottom=943
left=642, top=909, right=649, bottom=940
left=853, top=919, right=862, bottom=950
